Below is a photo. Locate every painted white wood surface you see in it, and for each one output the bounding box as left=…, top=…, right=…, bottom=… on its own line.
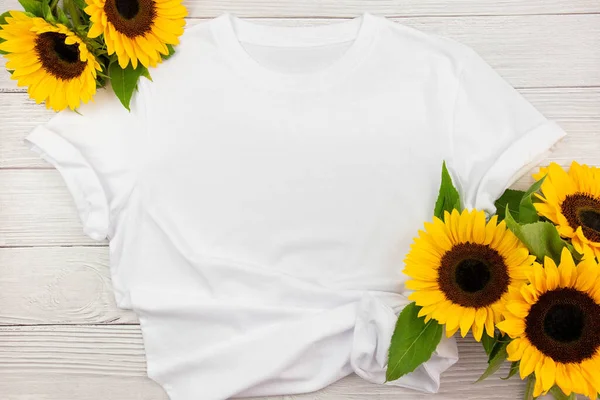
left=2, top=0, right=600, bottom=17
left=2, top=14, right=600, bottom=90
left=0, top=1, right=598, bottom=399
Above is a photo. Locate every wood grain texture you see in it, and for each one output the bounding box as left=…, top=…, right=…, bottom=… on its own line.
left=0, top=247, right=135, bottom=326
left=2, top=0, right=599, bottom=17
left=0, top=170, right=101, bottom=246
left=1, top=14, right=600, bottom=91
left=2, top=87, right=599, bottom=168
left=0, top=325, right=524, bottom=399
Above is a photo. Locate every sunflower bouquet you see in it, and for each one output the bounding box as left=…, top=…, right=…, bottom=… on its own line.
left=387, top=161, right=600, bottom=400
left=0, top=0, right=187, bottom=111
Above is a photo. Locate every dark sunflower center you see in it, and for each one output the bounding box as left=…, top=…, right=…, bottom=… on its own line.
left=526, top=288, right=600, bottom=363
left=561, top=194, right=600, bottom=242
left=543, top=304, right=584, bottom=343
left=437, top=243, right=510, bottom=308
left=455, top=259, right=491, bottom=293
left=53, top=37, right=80, bottom=63
left=34, top=32, right=86, bottom=80
left=115, top=0, right=139, bottom=19
left=580, top=210, right=600, bottom=234
left=104, top=0, right=156, bottom=37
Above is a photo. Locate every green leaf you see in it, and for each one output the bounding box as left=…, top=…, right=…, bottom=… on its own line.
left=519, top=176, right=546, bottom=224
left=41, top=0, right=55, bottom=22
left=109, top=62, right=146, bottom=111
left=476, top=339, right=508, bottom=383
left=18, top=0, right=43, bottom=17
left=73, top=0, right=87, bottom=9
left=56, top=6, right=70, bottom=26
left=386, top=302, right=443, bottom=382
left=433, top=161, right=461, bottom=220
left=0, top=10, right=11, bottom=25
left=505, top=207, right=565, bottom=263
left=524, top=375, right=536, bottom=400
left=0, top=11, right=11, bottom=54
left=162, top=44, right=176, bottom=60
left=501, top=361, right=519, bottom=380
left=481, top=332, right=496, bottom=356
left=495, top=189, right=524, bottom=221
left=549, top=385, right=576, bottom=400
left=140, top=67, right=152, bottom=82
left=565, top=241, right=584, bottom=262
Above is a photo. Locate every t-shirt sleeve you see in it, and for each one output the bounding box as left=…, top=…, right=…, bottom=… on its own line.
left=25, top=87, right=143, bottom=241
left=447, top=49, right=567, bottom=214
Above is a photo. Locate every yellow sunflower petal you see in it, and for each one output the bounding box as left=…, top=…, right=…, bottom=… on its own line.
left=554, top=363, right=573, bottom=395
left=445, top=323, right=460, bottom=338
left=575, top=258, right=600, bottom=292
left=444, top=305, right=462, bottom=336
left=544, top=256, right=560, bottom=291
left=559, top=248, right=578, bottom=287
left=409, top=290, right=446, bottom=307
left=118, top=51, right=130, bottom=68
left=483, top=215, right=498, bottom=245
left=459, top=307, right=475, bottom=337
left=519, top=284, right=539, bottom=305
left=457, top=209, right=472, bottom=243
left=497, top=318, right=526, bottom=337
left=540, top=357, right=556, bottom=392
left=533, top=377, right=544, bottom=398
left=88, top=22, right=104, bottom=38
left=405, top=279, right=439, bottom=291
left=580, top=361, right=600, bottom=398
left=506, top=337, right=527, bottom=361
left=484, top=307, right=495, bottom=337
left=520, top=345, right=542, bottom=379
left=151, top=25, right=180, bottom=45
left=471, top=210, right=486, bottom=243
left=505, top=300, right=530, bottom=319
left=156, top=4, right=188, bottom=18
left=430, top=300, right=454, bottom=323
left=566, top=364, right=588, bottom=396
left=404, top=265, right=438, bottom=281
left=471, top=307, right=487, bottom=341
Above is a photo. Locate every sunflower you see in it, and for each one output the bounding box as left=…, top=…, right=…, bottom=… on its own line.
left=533, top=162, right=600, bottom=260
left=0, top=11, right=101, bottom=111
left=84, top=0, right=187, bottom=69
left=497, top=248, right=600, bottom=398
left=404, top=209, right=536, bottom=341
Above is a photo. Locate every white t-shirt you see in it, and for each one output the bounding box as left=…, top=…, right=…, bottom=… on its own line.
left=26, top=13, right=566, bottom=400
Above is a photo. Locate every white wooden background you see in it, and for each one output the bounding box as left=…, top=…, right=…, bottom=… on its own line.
left=1, top=0, right=599, bottom=399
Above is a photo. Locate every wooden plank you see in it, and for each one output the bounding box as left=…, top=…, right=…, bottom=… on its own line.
left=0, top=325, right=524, bottom=399
left=2, top=0, right=599, bottom=17
left=2, top=87, right=599, bottom=168
left=0, top=94, right=55, bottom=168
left=1, top=14, right=600, bottom=91
left=0, top=375, right=170, bottom=400
left=0, top=170, right=102, bottom=247
left=0, top=247, right=136, bottom=326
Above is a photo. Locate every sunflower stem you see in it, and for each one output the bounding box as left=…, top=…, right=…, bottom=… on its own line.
left=50, top=0, right=60, bottom=11
left=523, top=375, right=535, bottom=400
